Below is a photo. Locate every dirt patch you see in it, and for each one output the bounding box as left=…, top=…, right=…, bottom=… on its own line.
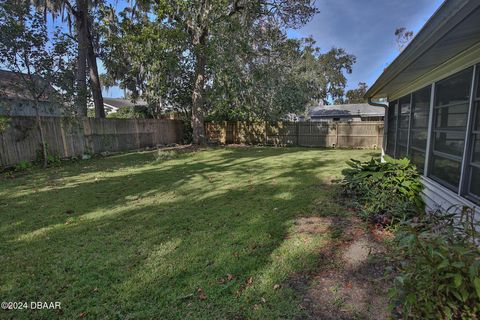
left=294, top=217, right=332, bottom=234
left=289, top=215, right=393, bottom=320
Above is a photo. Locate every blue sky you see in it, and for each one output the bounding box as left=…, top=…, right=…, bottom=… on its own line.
left=289, top=0, right=445, bottom=93
left=98, top=0, right=445, bottom=97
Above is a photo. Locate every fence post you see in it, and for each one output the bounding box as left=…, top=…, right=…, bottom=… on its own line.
left=264, top=121, right=267, bottom=145
left=335, top=123, right=339, bottom=148
left=376, top=124, right=380, bottom=148
left=296, top=122, right=299, bottom=146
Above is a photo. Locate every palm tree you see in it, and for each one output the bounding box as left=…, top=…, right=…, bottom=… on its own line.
left=31, top=0, right=105, bottom=118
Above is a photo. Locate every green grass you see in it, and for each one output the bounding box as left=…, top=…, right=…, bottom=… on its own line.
left=0, top=147, right=378, bottom=319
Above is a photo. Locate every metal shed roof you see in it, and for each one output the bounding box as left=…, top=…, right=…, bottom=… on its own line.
left=309, top=103, right=385, bottom=118
left=365, top=0, right=480, bottom=100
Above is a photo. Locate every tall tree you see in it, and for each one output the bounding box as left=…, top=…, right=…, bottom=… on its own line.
left=207, top=35, right=355, bottom=120
left=100, top=2, right=355, bottom=125
left=0, top=2, right=76, bottom=166
left=158, top=0, right=318, bottom=144
left=99, top=5, right=192, bottom=119
left=345, top=82, right=368, bottom=104
left=395, top=27, right=414, bottom=51
left=31, top=0, right=105, bottom=117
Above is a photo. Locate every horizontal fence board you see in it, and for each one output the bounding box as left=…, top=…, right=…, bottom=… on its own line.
left=0, top=116, right=183, bottom=167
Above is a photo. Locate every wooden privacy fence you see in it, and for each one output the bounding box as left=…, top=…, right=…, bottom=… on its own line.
left=0, top=117, right=183, bottom=167
left=205, top=121, right=384, bottom=148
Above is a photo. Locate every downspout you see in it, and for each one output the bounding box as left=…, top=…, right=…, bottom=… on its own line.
left=367, top=97, right=388, bottom=161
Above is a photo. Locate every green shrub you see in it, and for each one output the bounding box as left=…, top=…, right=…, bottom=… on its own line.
left=15, top=160, right=32, bottom=171
left=182, top=120, right=193, bottom=144
left=391, top=206, right=480, bottom=319
left=342, top=156, right=424, bottom=224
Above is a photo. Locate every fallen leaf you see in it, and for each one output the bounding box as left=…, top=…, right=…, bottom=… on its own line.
left=227, top=274, right=235, bottom=281
left=246, top=276, right=253, bottom=286
left=79, top=312, right=87, bottom=318
left=273, top=284, right=281, bottom=290
left=218, top=278, right=226, bottom=284
left=261, top=297, right=266, bottom=304
left=253, top=304, right=260, bottom=311
left=197, top=288, right=207, bottom=301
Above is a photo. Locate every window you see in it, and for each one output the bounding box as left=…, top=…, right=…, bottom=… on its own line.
left=395, top=95, right=411, bottom=158
left=428, top=68, right=473, bottom=192
left=386, top=100, right=398, bottom=157
left=466, top=68, right=480, bottom=203
left=408, top=86, right=431, bottom=173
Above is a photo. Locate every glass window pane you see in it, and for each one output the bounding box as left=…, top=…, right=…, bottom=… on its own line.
left=410, top=149, right=425, bottom=174
left=411, top=111, right=429, bottom=129
left=395, top=95, right=411, bottom=158
left=469, top=167, right=480, bottom=199
left=429, top=67, right=473, bottom=191
left=472, top=134, right=480, bottom=164
left=412, top=86, right=431, bottom=113
left=434, top=103, right=469, bottom=129
left=474, top=102, right=480, bottom=131
left=411, top=129, right=428, bottom=150
left=435, top=68, right=473, bottom=107
left=433, top=131, right=465, bottom=157
left=399, top=95, right=411, bottom=129
left=409, top=86, right=431, bottom=158
left=396, top=145, right=408, bottom=158
left=430, top=155, right=462, bottom=191
left=477, top=68, right=480, bottom=99
left=386, top=101, right=398, bottom=157
left=396, top=129, right=409, bottom=158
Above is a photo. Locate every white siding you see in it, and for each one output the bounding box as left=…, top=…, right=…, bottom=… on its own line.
left=422, top=176, right=478, bottom=217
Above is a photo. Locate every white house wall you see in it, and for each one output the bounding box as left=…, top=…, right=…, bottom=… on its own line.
left=422, top=177, right=478, bottom=217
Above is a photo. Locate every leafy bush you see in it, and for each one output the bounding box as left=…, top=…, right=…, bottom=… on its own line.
left=35, top=144, right=61, bottom=166
left=391, top=206, right=480, bottom=319
left=342, top=156, right=424, bottom=224
left=15, top=160, right=32, bottom=171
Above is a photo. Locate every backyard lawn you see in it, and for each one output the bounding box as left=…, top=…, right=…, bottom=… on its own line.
left=0, top=147, right=379, bottom=319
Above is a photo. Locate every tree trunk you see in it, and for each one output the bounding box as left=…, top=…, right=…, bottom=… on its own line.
left=191, top=42, right=207, bottom=145
left=75, top=0, right=88, bottom=117
left=86, top=17, right=105, bottom=118
left=34, top=100, right=48, bottom=168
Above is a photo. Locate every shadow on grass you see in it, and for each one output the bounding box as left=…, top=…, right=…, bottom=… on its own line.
left=0, top=147, right=376, bottom=319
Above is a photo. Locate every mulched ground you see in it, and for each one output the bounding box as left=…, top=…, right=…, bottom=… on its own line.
left=288, top=214, right=394, bottom=320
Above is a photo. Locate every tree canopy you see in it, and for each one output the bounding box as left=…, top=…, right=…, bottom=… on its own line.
left=1, top=0, right=359, bottom=144
left=99, top=1, right=356, bottom=130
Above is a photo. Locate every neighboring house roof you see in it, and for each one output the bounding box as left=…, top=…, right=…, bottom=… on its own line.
left=103, top=98, right=147, bottom=109
left=308, top=103, right=385, bottom=118
left=366, top=0, right=480, bottom=100
left=0, top=69, right=57, bottom=102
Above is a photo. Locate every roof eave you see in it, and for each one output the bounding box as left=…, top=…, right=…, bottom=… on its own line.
left=365, top=0, right=476, bottom=100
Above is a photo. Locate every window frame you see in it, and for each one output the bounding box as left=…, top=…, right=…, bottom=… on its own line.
left=463, top=65, right=480, bottom=203
left=408, top=85, right=432, bottom=174
left=386, top=64, right=479, bottom=204
left=427, top=67, right=474, bottom=193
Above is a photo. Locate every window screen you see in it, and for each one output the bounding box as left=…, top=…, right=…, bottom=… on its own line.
left=408, top=86, right=431, bottom=173
left=395, top=95, right=411, bottom=158
left=428, top=68, right=473, bottom=192
left=386, top=101, right=398, bottom=157
left=467, top=68, right=480, bottom=203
